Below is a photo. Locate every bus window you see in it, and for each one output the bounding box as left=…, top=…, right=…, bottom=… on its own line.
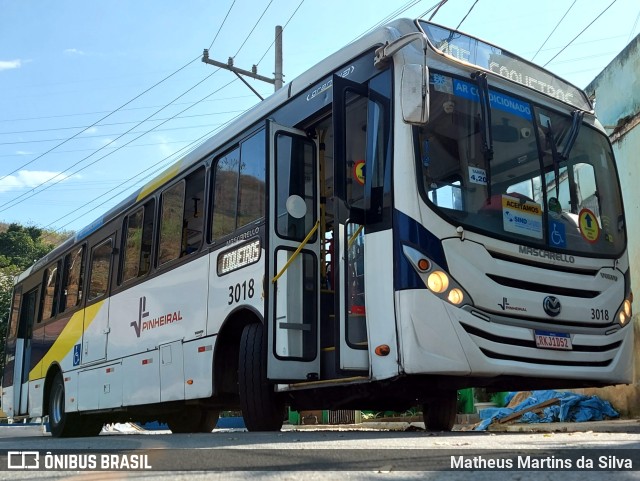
left=121, top=200, right=154, bottom=283
left=62, top=246, right=85, bottom=311
left=40, top=262, right=61, bottom=321
left=211, top=148, right=240, bottom=240
left=159, top=181, right=185, bottom=265
left=88, top=238, right=112, bottom=301
left=158, top=168, right=205, bottom=266
left=211, top=130, right=266, bottom=242
left=238, top=131, right=266, bottom=229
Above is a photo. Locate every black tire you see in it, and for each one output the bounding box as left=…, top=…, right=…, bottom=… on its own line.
left=168, top=408, right=220, bottom=433
left=48, top=372, right=79, bottom=437
left=238, top=323, right=284, bottom=431
left=423, top=390, right=457, bottom=431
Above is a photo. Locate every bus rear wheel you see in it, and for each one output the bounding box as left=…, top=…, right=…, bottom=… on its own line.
left=49, top=372, right=100, bottom=437
left=422, top=390, right=457, bottom=431
left=238, top=323, right=284, bottom=431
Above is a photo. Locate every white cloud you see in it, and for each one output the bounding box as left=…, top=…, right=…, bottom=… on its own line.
left=84, top=127, right=98, bottom=135
left=0, top=59, right=21, bottom=71
left=0, top=170, right=78, bottom=193
left=15, top=150, right=34, bottom=156
left=64, top=48, right=85, bottom=56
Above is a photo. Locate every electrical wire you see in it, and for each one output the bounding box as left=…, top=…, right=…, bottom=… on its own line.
left=209, top=0, right=237, bottom=49
left=456, top=0, right=479, bottom=30
left=0, top=110, right=245, bottom=136
left=256, top=0, right=306, bottom=66
left=427, top=0, right=448, bottom=21
left=0, top=73, right=234, bottom=214
left=531, top=0, right=576, bottom=61
left=543, top=0, right=618, bottom=68
left=0, top=55, right=202, bottom=184
left=233, top=0, right=275, bottom=58
left=628, top=8, right=640, bottom=42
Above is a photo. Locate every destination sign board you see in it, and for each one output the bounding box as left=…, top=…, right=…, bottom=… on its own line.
left=419, top=21, right=591, bottom=111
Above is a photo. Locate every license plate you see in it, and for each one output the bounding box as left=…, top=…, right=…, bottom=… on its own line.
left=534, top=330, right=572, bottom=350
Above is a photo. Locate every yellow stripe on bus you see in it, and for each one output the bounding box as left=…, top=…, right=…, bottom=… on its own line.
left=28, top=300, right=105, bottom=381
left=136, top=161, right=183, bottom=202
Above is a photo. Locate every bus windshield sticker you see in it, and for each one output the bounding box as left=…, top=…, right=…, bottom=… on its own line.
left=431, top=73, right=453, bottom=94
left=468, top=166, right=487, bottom=185
left=502, top=194, right=542, bottom=239
left=548, top=219, right=567, bottom=248
left=578, top=208, right=600, bottom=244
left=452, top=79, right=532, bottom=121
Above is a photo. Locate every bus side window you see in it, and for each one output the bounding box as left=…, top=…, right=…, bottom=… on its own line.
left=62, top=245, right=85, bottom=311
left=211, top=147, right=240, bottom=240
left=121, top=199, right=154, bottom=283
left=211, top=129, right=266, bottom=242
left=88, top=238, right=113, bottom=301
left=39, top=261, right=61, bottom=322
left=158, top=168, right=205, bottom=266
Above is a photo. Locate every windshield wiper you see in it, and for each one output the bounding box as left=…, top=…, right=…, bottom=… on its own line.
left=471, top=71, right=494, bottom=200
left=546, top=110, right=584, bottom=199
left=545, top=120, right=561, bottom=199
left=560, top=110, right=584, bottom=161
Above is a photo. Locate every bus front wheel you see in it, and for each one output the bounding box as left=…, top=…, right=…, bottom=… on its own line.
left=422, top=390, right=457, bottom=431
left=238, top=323, right=284, bottom=431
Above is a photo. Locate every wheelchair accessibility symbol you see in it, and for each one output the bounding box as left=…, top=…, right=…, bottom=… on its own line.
left=73, top=344, right=81, bottom=366
left=549, top=220, right=566, bottom=248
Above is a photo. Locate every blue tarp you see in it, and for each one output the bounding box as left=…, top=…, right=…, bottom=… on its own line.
left=475, top=390, right=619, bottom=431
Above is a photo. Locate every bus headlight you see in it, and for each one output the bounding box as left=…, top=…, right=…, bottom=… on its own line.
left=617, top=298, right=633, bottom=327
left=447, top=288, right=464, bottom=305
left=427, top=271, right=449, bottom=293
left=402, top=244, right=472, bottom=307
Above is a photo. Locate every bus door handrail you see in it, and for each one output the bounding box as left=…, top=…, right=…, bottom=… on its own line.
left=271, top=220, right=320, bottom=284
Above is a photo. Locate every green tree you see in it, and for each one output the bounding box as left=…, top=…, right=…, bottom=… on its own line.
left=0, top=224, right=67, bottom=374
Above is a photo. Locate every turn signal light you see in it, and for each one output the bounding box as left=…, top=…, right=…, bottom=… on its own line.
left=417, top=258, right=431, bottom=271
left=375, top=344, right=391, bottom=356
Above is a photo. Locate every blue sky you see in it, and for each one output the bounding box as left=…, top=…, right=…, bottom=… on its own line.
left=1, top=0, right=638, bottom=234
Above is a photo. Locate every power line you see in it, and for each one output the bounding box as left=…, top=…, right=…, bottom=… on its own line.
left=456, top=0, right=479, bottom=30
left=628, top=8, right=640, bottom=42
left=256, top=0, right=306, bottom=66
left=0, top=55, right=202, bottom=184
left=43, top=109, right=249, bottom=234
left=0, top=97, right=262, bottom=124
left=531, top=0, right=577, bottom=61
left=427, top=0, right=448, bottom=21
left=209, top=0, right=237, bottom=49
left=233, top=0, right=275, bottom=58
left=0, top=72, right=232, bottom=214
left=543, top=0, right=618, bottom=68
left=0, top=120, right=243, bottom=146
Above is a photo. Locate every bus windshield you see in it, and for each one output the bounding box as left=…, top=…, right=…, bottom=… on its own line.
left=418, top=72, right=626, bottom=257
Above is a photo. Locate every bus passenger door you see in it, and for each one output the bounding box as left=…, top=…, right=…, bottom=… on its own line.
left=2, top=286, right=21, bottom=418
left=16, top=288, right=37, bottom=414
left=332, top=75, right=376, bottom=372
left=266, top=120, right=320, bottom=381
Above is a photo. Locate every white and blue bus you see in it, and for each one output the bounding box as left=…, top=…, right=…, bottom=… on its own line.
left=2, top=18, right=633, bottom=437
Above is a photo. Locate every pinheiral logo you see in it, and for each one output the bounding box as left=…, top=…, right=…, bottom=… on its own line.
left=130, top=296, right=183, bottom=338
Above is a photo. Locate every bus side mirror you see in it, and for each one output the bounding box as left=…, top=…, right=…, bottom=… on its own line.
left=401, top=64, right=429, bottom=125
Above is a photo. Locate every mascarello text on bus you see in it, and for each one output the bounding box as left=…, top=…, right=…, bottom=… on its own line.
left=2, top=18, right=633, bottom=437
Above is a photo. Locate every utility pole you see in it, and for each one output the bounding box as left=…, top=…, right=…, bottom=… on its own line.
left=202, top=25, right=284, bottom=100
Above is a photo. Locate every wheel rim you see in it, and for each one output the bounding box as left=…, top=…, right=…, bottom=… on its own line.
left=51, top=383, right=64, bottom=425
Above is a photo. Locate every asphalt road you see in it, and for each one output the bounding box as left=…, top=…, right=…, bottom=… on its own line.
left=0, top=422, right=639, bottom=480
